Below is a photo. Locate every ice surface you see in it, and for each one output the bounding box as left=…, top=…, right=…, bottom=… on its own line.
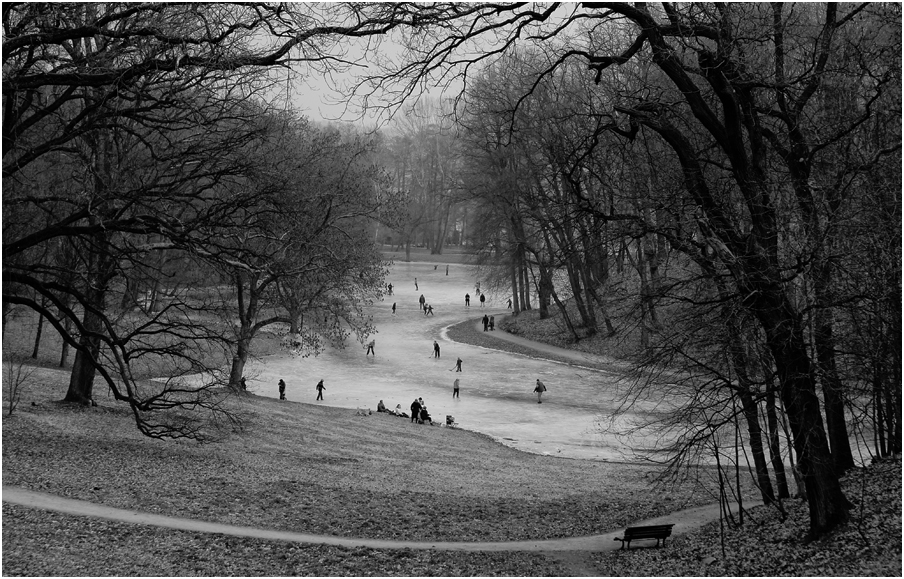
left=245, top=261, right=663, bottom=462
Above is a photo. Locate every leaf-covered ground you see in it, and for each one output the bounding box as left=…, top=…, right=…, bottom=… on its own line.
left=3, top=311, right=900, bottom=576
left=593, top=460, right=901, bottom=577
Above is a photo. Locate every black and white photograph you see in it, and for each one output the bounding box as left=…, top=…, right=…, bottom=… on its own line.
left=2, top=3, right=900, bottom=576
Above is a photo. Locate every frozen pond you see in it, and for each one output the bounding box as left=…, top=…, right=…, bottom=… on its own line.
left=244, top=261, right=666, bottom=462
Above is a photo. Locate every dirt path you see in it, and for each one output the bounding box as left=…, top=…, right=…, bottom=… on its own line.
left=2, top=485, right=758, bottom=552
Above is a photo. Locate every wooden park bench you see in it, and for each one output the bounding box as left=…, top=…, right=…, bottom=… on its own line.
left=614, top=524, right=675, bottom=550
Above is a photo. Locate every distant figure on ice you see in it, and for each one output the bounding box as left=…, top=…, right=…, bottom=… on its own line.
left=453, top=378, right=460, bottom=398
left=387, top=283, right=393, bottom=295
left=507, top=298, right=512, bottom=309
left=479, top=293, right=486, bottom=307
left=415, top=278, right=418, bottom=290
left=534, top=379, right=547, bottom=404
left=482, top=314, right=489, bottom=332
left=454, top=357, right=462, bottom=372
left=419, top=294, right=426, bottom=311
left=278, top=379, right=286, bottom=400
left=446, top=265, right=449, bottom=276
left=426, top=304, right=434, bottom=316
left=433, top=340, right=441, bottom=358
left=419, top=404, right=433, bottom=424
left=410, top=398, right=422, bottom=423
left=465, top=293, right=470, bottom=306
left=489, top=316, right=495, bottom=331
left=366, top=340, right=375, bottom=356
left=392, top=302, right=396, bottom=315
left=434, top=265, right=438, bottom=270
left=315, top=379, right=325, bottom=401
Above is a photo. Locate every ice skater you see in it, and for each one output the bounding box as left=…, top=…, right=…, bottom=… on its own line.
left=433, top=340, right=441, bottom=358
left=453, top=357, right=462, bottom=372
left=465, top=293, right=470, bottom=307
left=410, top=398, right=421, bottom=423
left=366, top=340, right=375, bottom=356
left=315, top=379, right=325, bottom=401
left=507, top=298, right=512, bottom=309
left=415, top=278, right=418, bottom=290
left=278, top=379, right=286, bottom=400
left=426, top=304, right=434, bottom=316
left=392, top=302, right=396, bottom=315
left=453, top=378, right=460, bottom=398
left=419, top=293, right=426, bottom=311
left=534, top=379, right=547, bottom=403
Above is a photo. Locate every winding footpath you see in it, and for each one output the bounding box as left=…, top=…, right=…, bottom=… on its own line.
left=2, top=315, right=760, bottom=553
left=2, top=486, right=755, bottom=553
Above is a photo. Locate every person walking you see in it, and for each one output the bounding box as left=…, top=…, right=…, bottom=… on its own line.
left=410, top=398, right=422, bottom=423
left=534, top=379, right=547, bottom=404
left=489, top=315, right=495, bottom=331
left=453, top=378, right=460, bottom=398
left=433, top=340, right=441, bottom=358
left=315, top=379, right=325, bottom=401
left=454, top=357, right=462, bottom=372
left=419, top=294, right=426, bottom=311
left=392, top=302, right=396, bottom=315
left=465, top=293, right=470, bottom=306
left=482, top=314, right=489, bottom=332
left=414, top=278, right=418, bottom=291
left=366, top=340, right=375, bottom=356
left=278, top=379, right=286, bottom=400
left=507, top=298, right=512, bottom=309
left=479, top=293, right=486, bottom=307
left=445, top=265, right=449, bottom=276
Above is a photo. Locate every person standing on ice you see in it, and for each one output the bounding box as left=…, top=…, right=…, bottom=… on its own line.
left=453, top=378, right=460, bottom=398
left=366, top=340, right=375, bottom=356
left=410, top=398, right=422, bottom=423
left=433, top=340, right=441, bottom=358
left=278, top=379, right=286, bottom=400
left=534, top=379, right=547, bottom=403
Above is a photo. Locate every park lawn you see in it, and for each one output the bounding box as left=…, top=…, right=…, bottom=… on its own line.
left=3, top=301, right=900, bottom=576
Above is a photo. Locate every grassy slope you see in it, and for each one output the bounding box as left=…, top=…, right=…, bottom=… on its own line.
left=3, top=250, right=900, bottom=576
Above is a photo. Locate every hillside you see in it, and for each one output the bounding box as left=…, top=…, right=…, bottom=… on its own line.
left=2, top=308, right=900, bottom=576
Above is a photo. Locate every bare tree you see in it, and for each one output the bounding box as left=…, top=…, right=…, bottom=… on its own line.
left=356, top=2, right=900, bottom=537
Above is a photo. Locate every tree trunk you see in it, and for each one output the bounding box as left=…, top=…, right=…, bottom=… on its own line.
left=812, top=276, right=855, bottom=473
left=65, top=297, right=104, bottom=405
left=765, top=379, right=791, bottom=499
left=755, top=288, right=850, bottom=535
left=737, top=386, right=776, bottom=504
left=31, top=297, right=45, bottom=359
left=510, top=255, right=520, bottom=315
left=59, top=315, right=72, bottom=368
